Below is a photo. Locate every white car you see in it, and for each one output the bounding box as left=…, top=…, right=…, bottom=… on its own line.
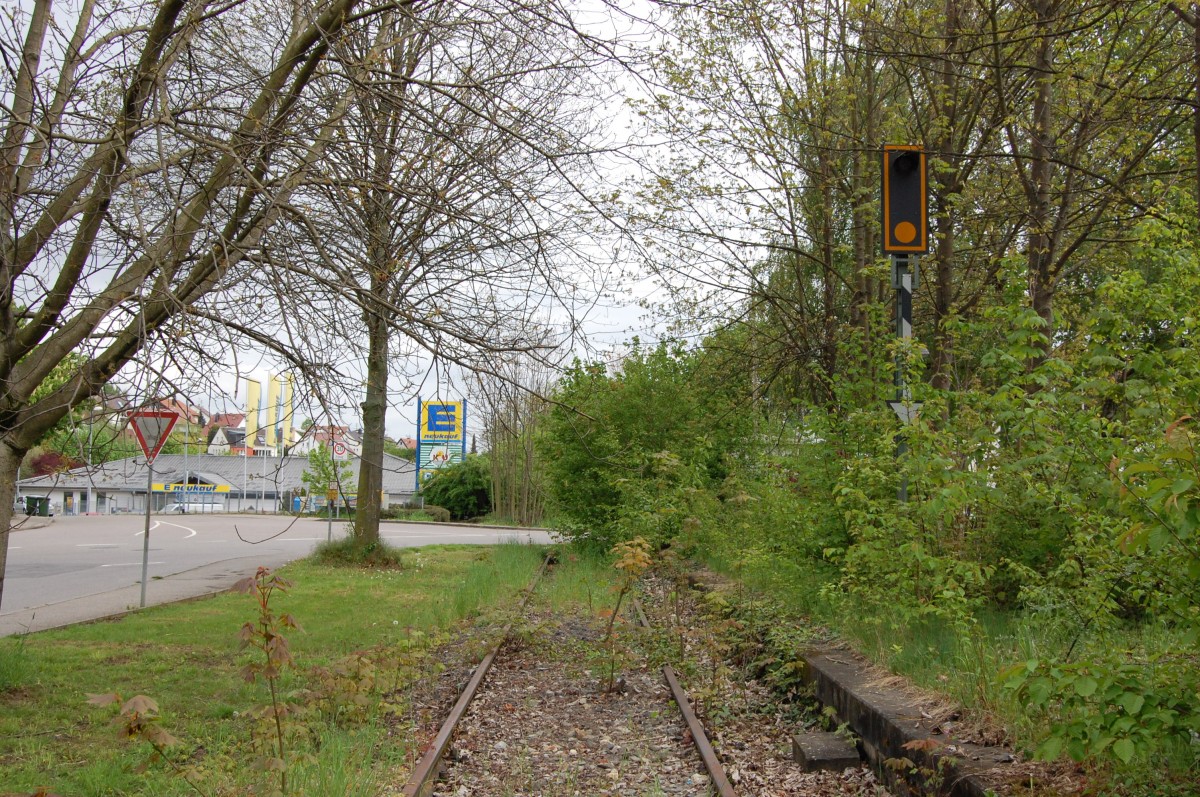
left=161, top=502, right=224, bottom=513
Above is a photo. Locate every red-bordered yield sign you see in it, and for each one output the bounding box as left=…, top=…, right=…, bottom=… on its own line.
left=881, top=144, right=928, bottom=254
left=129, top=411, right=178, bottom=462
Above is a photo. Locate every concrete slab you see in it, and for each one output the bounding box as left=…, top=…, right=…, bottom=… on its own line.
left=792, top=730, right=861, bottom=772
left=667, top=569, right=1027, bottom=796
left=802, top=649, right=1019, bottom=797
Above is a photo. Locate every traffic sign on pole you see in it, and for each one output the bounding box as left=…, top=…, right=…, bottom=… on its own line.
left=130, top=411, right=178, bottom=462
left=131, top=409, right=177, bottom=610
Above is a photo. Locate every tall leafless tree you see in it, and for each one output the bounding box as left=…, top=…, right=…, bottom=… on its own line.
left=276, top=0, right=617, bottom=544
left=0, top=0, right=393, bottom=609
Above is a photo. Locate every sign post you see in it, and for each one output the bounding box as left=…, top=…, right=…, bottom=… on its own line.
left=326, top=487, right=338, bottom=541
left=130, top=411, right=177, bottom=608
left=882, top=145, right=928, bottom=502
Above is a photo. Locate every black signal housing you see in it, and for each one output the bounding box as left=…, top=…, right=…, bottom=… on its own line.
left=881, top=145, right=928, bottom=254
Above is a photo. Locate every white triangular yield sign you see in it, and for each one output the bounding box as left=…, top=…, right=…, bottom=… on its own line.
left=130, top=411, right=178, bottom=460
left=886, top=400, right=923, bottom=424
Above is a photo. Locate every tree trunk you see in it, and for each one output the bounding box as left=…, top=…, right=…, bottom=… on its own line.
left=1191, top=4, right=1200, bottom=221
left=0, top=441, right=24, bottom=611
left=929, top=0, right=961, bottom=393
left=930, top=200, right=956, bottom=391
left=1169, top=3, right=1200, bottom=225
left=355, top=294, right=389, bottom=546
left=1027, top=0, right=1057, bottom=358
left=820, top=159, right=838, bottom=391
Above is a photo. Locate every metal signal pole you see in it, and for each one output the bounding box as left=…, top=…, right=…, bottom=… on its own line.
left=891, top=255, right=918, bottom=502
left=882, top=145, right=928, bottom=503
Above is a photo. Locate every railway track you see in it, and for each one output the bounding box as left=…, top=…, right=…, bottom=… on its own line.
left=393, top=561, right=890, bottom=797
left=398, top=559, right=738, bottom=797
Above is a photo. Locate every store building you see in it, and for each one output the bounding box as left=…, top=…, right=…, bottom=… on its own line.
left=15, top=452, right=416, bottom=515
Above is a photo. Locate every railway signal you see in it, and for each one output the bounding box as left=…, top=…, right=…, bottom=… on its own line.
left=881, top=144, right=928, bottom=255
left=881, top=145, right=927, bottom=502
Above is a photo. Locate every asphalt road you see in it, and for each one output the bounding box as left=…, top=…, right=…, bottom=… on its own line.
left=1, top=513, right=553, bottom=636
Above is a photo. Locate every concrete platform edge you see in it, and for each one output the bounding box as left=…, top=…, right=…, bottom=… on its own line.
left=802, top=649, right=1016, bottom=797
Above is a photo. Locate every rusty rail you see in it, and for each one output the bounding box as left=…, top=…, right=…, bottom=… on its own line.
left=400, top=556, right=550, bottom=797
left=633, top=597, right=738, bottom=797
left=402, top=565, right=736, bottom=797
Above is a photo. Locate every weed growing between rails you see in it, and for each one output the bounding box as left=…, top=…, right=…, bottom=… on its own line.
left=610, top=557, right=892, bottom=794
left=418, top=551, right=725, bottom=797
left=600, top=537, right=653, bottom=692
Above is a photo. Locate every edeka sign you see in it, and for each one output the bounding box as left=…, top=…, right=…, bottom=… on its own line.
left=420, top=401, right=463, bottom=440
left=417, top=399, right=466, bottom=488
left=152, top=483, right=232, bottom=494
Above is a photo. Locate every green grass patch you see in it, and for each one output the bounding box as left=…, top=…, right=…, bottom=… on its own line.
left=0, top=542, right=549, bottom=796
left=474, top=512, right=530, bottom=527
left=0, top=632, right=35, bottom=692
left=533, top=549, right=616, bottom=614
left=309, top=536, right=407, bottom=568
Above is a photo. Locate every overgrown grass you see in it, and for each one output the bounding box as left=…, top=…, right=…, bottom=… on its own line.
left=706, top=549, right=1200, bottom=794
left=0, top=542, right=549, bottom=796
left=0, top=632, right=34, bottom=694
left=533, top=549, right=614, bottom=613
left=310, top=535, right=407, bottom=568
left=474, top=512, right=530, bottom=527
left=378, top=509, right=438, bottom=522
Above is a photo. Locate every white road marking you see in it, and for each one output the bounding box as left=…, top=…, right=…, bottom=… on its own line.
left=101, top=561, right=166, bottom=567
left=134, top=520, right=197, bottom=539
left=157, top=520, right=198, bottom=539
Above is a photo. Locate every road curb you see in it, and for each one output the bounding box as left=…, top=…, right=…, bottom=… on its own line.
left=7, top=516, right=55, bottom=532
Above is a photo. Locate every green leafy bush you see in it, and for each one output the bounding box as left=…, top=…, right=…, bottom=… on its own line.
left=419, top=456, right=491, bottom=520
left=1003, top=657, right=1200, bottom=767
left=541, top=342, right=749, bottom=551
left=420, top=504, right=452, bottom=523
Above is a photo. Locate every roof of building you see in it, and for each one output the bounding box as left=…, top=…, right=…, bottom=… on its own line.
left=17, top=452, right=417, bottom=496
left=150, top=398, right=208, bottom=425
left=208, top=426, right=246, bottom=446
